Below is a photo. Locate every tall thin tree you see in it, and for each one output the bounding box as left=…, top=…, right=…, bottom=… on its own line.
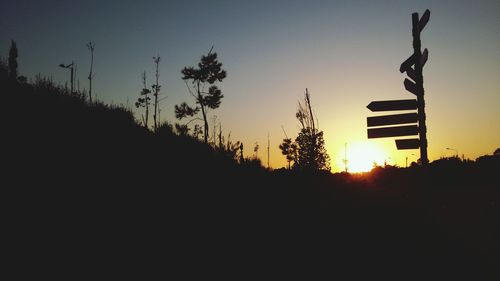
left=87, top=41, right=95, bottom=103
left=135, top=71, right=151, bottom=128
left=152, top=56, right=161, bottom=131
left=267, top=133, right=270, bottom=169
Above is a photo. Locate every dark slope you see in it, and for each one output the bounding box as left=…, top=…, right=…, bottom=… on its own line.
left=2, top=78, right=498, bottom=279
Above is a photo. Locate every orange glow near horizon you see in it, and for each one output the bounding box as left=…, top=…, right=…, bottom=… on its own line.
left=345, top=141, right=387, bottom=173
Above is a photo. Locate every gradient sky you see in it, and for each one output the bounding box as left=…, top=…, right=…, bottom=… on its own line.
left=2, top=0, right=499, bottom=172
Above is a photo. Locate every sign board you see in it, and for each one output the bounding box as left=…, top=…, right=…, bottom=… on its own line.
left=367, top=113, right=418, bottom=127
left=400, top=48, right=428, bottom=75
left=368, top=125, right=418, bottom=139
left=395, top=138, right=420, bottom=150
left=418, top=10, right=431, bottom=32
left=399, top=54, right=415, bottom=73
left=421, top=48, right=428, bottom=66
left=366, top=9, right=430, bottom=162
left=404, top=78, right=422, bottom=96
left=367, top=99, right=417, bottom=112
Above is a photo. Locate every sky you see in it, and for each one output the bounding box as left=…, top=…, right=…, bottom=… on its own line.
left=2, top=0, right=499, bottom=172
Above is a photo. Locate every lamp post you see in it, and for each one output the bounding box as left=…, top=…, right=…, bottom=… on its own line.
left=446, top=147, right=458, bottom=158
left=406, top=153, right=416, bottom=168
left=342, top=142, right=348, bottom=173
left=59, top=61, right=74, bottom=94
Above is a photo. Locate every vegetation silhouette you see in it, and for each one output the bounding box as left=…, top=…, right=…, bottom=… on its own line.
left=152, top=56, right=161, bottom=131
left=86, top=41, right=95, bottom=103
left=135, top=71, right=152, bottom=128
left=280, top=89, right=330, bottom=171
left=8, top=40, right=18, bottom=81
left=175, top=47, right=227, bottom=143
left=2, top=45, right=499, bottom=279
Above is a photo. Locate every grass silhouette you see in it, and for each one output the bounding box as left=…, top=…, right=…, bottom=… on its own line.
left=2, top=66, right=498, bottom=279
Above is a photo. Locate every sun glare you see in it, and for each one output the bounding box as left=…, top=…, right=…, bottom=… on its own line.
left=346, top=141, right=386, bottom=173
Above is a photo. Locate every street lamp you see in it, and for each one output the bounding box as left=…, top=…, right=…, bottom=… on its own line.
left=446, top=147, right=458, bottom=158
left=59, top=61, right=74, bottom=94
left=406, top=153, right=416, bottom=168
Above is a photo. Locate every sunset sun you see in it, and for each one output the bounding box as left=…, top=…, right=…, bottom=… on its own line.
left=347, top=141, right=386, bottom=173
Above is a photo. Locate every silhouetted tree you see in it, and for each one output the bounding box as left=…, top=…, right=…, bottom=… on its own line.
left=87, top=41, right=95, bottom=103
left=135, top=71, right=151, bottom=128
left=254, top=142, right=259, bottom=158
left=239, top=143, right=244, bottom=164
left=8, top=40, right=18, bottom=81
left=175, top=47, right=227, bottom=143
left=152, top=56, right=161, bottom=131
left=494, top=148, right=500, bottom=155
left=284, top=89, right=330, bottom=171
left=279, top=138, right=297, bottom=169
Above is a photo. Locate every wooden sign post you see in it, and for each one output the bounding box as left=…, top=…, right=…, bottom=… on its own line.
left=366, top=9, right=431, bottom=165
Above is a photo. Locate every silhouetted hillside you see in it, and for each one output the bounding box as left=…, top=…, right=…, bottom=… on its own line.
left=2, top=75, right=499, bottom=279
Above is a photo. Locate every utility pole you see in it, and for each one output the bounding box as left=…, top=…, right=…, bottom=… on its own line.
left=267, top=132, right=270, bottom=169
left=343, top=142, right=348, bottom=173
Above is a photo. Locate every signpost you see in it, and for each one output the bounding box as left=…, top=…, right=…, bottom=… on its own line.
left=367, top=100, right=417, bottom=112
left=366, top=9, right=430, bottom=165
left=368, top=125, right=418, bottom=139
left=396, top=139, right=420, bottom=150
left=403, top=79, right=421, bottom=96
left=367, top=113, right=418, bottom=127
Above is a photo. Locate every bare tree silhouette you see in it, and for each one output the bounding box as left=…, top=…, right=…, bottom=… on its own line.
left=86, top=41, right=95, bottom=103
left=135, top=71, right=151, bottom=128
left=152, top=56, right=161, bottom=131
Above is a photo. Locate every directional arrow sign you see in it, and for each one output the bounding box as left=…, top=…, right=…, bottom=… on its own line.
left=367, top=99, right=417, bottom=112
left=404, top=78, right=422, bottom=96
left=405, top=67, right=417, bottom=82
left=400, top=54, right=415, bottom=73
left=421, top=48, right=428, bottom=66
left=368, top=125, right=418, bottom=139
left=418, top=9, right=430, bottom=32
left=400, top=49, right=428, bottom=74
left=367, top=113, right=418, bottom=127
left=396, top=138, right=420, bottom=150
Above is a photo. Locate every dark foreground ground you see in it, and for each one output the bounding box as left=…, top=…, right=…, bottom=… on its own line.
left=3, top=79, right=499, bottom=279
